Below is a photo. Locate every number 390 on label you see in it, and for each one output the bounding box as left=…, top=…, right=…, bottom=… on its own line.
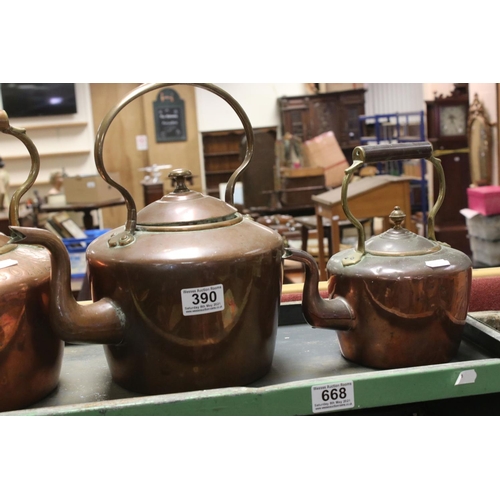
left=181, top=284, right=225, bottom=317
left=311, top=381, right=355, bottom=413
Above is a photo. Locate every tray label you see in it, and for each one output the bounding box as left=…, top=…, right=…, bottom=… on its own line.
left=181, top=284, right=225, bottom=316
left=455, top=369, right=477, bottom=385
left=311, top=381, right=355, bottom=413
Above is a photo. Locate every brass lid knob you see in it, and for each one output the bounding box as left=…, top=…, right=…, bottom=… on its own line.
left=137, top=167, right=237, bottom=227
left=389, top=206, right=406, bottom=229
left=168, top=169, right=192, bottom=193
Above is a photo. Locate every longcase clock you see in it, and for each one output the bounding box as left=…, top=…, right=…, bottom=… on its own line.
left=426, top=84, right=471, bottom=256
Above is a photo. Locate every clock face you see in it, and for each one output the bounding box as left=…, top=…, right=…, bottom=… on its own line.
left=439, top=105, right=467, bottom=137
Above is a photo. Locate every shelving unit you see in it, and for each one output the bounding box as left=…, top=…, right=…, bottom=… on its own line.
left=0, top=118, right=95, bottom=189
left=3, top=150, right=91, bottom=161
left=359, top=111, right=428, bottom=229
left=5, top=121, right=88, bottom=131
left=2, top=120, right=91, bottom=160
left=201, top=127, right=277, bottom=199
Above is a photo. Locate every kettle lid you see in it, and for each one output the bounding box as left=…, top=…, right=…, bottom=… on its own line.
left=365, top=206, right=440, bottom=256
left=136, top=169, right=239, bottom=227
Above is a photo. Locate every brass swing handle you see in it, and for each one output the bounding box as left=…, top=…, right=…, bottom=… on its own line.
left=351, top=141, right=433, bottom=163
left=341, top=141, right=445, bottom=261
left=0, top=110, right=41, bottom=227
left=94, top=83, right=254, bottom=246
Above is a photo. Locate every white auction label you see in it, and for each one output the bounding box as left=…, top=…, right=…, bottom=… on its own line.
left=181, top=284, right=225, bottom=316
left=0, top=259, right=18, bottom=270
left=425, top=259, right=451, bottom=268
left=311, top=381, right=355, bottom=413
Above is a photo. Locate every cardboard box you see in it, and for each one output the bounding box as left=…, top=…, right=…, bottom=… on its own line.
left=302, top=131, right=349, bottom=188
left=467, top=186, right=500, bottom=216
left=64, top=173, right=123, bottom=204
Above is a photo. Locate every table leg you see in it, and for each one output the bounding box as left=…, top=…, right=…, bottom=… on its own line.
left=82, top=210, right=94, bottom=230
left=330, top=216, right=341, bottom=255
left=316, top=212, right=326, bottom=281
left=301, top=224, right=309, bottom=252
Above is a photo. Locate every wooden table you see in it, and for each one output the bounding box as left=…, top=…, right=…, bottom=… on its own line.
left=36, top=198, right=126, bottom=229
left=312, top=175, right=417, bottom=280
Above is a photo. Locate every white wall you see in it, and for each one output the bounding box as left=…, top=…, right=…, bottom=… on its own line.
left=0, top=83, right=96, bottom=195
left=195, top=83, right=307, bottom=133
left=364, top=83, right=425, bottom=115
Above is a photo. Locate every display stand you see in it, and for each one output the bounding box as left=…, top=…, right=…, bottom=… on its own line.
left=4, top=303, right=500, bottom=416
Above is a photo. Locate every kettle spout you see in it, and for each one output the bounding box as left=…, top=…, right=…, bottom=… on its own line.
left=285, top=248, right=355, bottom=331
left=9, top=226, right=125, bottom=345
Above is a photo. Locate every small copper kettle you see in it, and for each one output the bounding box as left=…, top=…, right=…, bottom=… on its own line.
left=0, top=111, right=63, bottom=412
left=11, top=83, right=286, bottom=395
left=287, top=142, right=472, bottom=369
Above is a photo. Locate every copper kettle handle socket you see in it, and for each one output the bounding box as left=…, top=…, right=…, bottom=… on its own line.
left=94, top=83, right=254, bottom=245
left=0, top=110, right=41, bottom=228
left=341, top=141, right=445, bottom=262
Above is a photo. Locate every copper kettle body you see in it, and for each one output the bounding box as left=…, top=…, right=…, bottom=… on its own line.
left=287, top=142, right=473, bottom=369
left=0, top=111, right=63, bottom=412
left=11, top=84, right=285, bottom=395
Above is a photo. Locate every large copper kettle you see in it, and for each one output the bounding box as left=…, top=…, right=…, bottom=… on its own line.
left=0, top=111, right=64, bottom=412
left=10, top=83, right=286, bottom=395
left=287, top=142, right=472, bottom=369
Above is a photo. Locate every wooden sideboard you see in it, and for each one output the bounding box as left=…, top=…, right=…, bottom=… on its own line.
left=278, top=89, right=366, bottom=157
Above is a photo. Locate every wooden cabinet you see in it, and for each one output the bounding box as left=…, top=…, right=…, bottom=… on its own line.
left=202, top=127, right=277, bottom=200
left=278, top=89, right=366, bottom=155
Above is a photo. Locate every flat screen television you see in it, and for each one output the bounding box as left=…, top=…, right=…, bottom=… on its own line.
left=0, top=83, right=77, bottom=118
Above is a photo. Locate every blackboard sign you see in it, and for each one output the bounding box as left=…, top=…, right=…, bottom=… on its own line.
left=153, top=89, right=187, bottom=143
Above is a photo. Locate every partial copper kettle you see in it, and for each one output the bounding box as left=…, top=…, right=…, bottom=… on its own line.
left=0, top=111, right=64, bottom=412
left=287, top=142, right=472, bottom=369
left=10, top=83, right=287, bottom=395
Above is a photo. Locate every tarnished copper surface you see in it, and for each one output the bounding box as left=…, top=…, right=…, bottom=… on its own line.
left=0, top=242, right=63, bottom=412
left=0, top=110, right=63, bottom=412
left=13, top=219, right=283, bottom=395
left=288, top=141, right=473, bottom=370
left=9, top=83, right=287, bottom=396
left=328, top=250, right=471, bottom=368
left=92, top=220, right=283, bottom=394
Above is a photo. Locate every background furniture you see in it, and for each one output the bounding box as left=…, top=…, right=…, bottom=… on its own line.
left=426, top=83, right=471, bottom=256
left=143, top=183, right=164, bottom=206
left=278, top=167, right=326, bottom=209
left=201, top=127, right=277, bottom=200
left=359, top=111, right=428, bottom=224
left=278, top=89, right=366, bottom=158
left=238, top=128, right=278, bottom=209
left=35, top=199, right=126, bottom=230
left=294, top=214, right=373, bottom=256
left=0, top=207, right=31, bottom=234
left=312, top=175, right=416, bottom=280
